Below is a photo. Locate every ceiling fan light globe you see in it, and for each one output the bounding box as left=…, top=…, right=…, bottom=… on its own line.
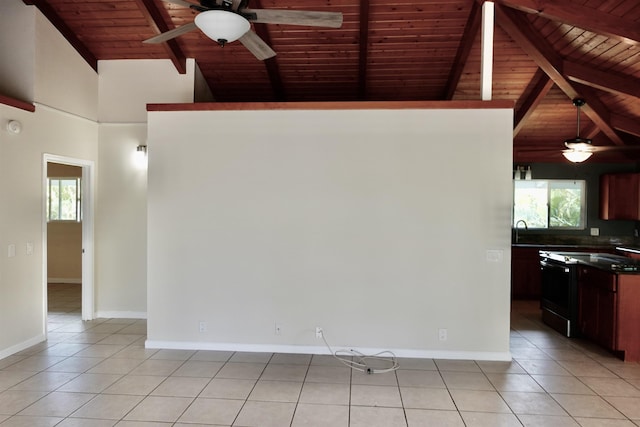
left=562, top=149, right=593, bottom=163
left=195, top=10, right=250, bottom=44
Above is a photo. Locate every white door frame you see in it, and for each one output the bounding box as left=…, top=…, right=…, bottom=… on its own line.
left=43, top=154, right=95, bottom=321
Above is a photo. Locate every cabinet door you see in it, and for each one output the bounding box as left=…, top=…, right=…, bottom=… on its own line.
left=578, top=267, right=598, bottom=339
left=577, top=266, right=617, bottom=350
left=600, top=173, right=640, bottom=220
left=511, top=248, right=542, bottom=299
left=596, top=284, right=617, bottom=350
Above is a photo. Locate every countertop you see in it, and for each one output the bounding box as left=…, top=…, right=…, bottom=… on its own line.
left=539, top=250, right=640, bottom=273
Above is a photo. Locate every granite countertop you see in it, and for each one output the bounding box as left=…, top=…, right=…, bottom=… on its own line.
left=539, top=250, right=640, bottom=273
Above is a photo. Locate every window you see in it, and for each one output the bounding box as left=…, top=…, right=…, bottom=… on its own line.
left=513, top=179, right=585, bottom=229
left=47, top=178, right=81, bottom=222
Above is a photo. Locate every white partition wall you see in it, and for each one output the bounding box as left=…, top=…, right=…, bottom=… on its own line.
left=146, top=101, right=513, bottom=360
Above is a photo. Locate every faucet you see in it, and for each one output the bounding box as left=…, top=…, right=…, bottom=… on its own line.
left=514, top=219, right=528, bottom=243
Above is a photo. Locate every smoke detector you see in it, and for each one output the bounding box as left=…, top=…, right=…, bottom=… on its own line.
left=6, top=120, right=22, bottom=134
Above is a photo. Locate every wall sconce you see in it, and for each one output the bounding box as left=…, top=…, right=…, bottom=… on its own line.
left=134, top=144, right=148, bottom=169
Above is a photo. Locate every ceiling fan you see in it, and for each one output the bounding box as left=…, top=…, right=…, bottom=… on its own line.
left=519, top=98, right=640, bottom=163
left=143, top=0, right=343, bottom=60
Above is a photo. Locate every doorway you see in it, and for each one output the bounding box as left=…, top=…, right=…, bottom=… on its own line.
left=43, top=154, right=95, bottom=324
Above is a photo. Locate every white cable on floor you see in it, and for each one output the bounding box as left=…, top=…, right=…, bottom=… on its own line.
left=321, top=331, right=399, bottom=374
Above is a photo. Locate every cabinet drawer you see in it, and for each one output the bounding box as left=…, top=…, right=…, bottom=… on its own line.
left=578, top=266, right=617, bottom=292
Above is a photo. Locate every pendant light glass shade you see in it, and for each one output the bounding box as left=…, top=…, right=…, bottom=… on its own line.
left=562, top=149, right=593, bottom=163
left=195, top=10, right=250, bottom=45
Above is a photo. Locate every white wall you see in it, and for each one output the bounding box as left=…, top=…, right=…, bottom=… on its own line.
left=0, top=0, right=35, bottom=101
left=0, top=104, right=98, bottom=358
left=0, top=1, right=99, bottom=358
left=147, top=104, right=513, bottom=360
left=96, top=124, right=148, bottom=318
left=34, top=12, right=98, bottom=121
left=98, top=59, right=196, bottom=123
left=95, top=59, right=199, bottom=318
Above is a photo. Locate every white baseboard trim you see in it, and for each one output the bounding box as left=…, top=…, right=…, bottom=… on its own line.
left=47, top=278, right=81, bottom=284
left=0, top=334, right=46, bottom=361
left=144, top=340, right=512, bottom=361
left=95, top=311, right=147, bottom=319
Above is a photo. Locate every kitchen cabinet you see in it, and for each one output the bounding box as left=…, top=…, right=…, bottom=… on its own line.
left=512, top=246, right=614, bottom=300
left=577, top=266, right=616, bottom=350
left=511, top=247, right=542, bottom=299
left=600, top=173, right=640, bottom=220
left=577, top=265, right=640, bottom=361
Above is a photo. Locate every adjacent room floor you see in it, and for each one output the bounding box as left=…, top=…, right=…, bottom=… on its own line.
left=0, top=287, right=639, bottom=426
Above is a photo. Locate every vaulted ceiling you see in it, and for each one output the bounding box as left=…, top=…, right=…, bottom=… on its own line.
left=21, top=0, right=640, bottom=163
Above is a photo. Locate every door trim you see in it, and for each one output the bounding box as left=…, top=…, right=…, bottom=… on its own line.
left=43, top=154, right=95, bottom=322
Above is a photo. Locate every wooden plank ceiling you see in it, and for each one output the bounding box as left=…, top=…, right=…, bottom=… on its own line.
left=21, top=0, right=640, bottom=163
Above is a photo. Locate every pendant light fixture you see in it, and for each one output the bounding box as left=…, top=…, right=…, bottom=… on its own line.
left=194, top=10, right=251, bottom=47
left=562, top=98, right=593, bottom=163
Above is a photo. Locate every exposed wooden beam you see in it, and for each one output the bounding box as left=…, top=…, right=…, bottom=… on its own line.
left=513, top=69, right=553, bottom=136
left=357, top=0, right=370, bottom=100
left=611, top=114, right=640, bottom=138
left=491, top=0, right=640, bottom=45
left=584, top=124, right=600, bottom=140
left=444, top=0, right=481, bottom=100
left=133, top=0, right=187, bottom=74
left=496, top=5, right=626, bottom=146
left=252, top=0, right=285, bottom=101
left=22, top=0, right=97, bottom=72
left=0, top=93, right=36, bottom=112
left=563, top=61, right=640, bottom=100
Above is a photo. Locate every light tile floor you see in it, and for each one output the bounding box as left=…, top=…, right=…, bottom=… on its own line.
left=1, top=285, right=640, bottom=426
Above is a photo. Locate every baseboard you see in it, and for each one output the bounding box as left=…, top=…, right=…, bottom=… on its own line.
left=144, top=340, right=512, bottom=361
left=0, top=334, right=46, bottom=361
left=95, top=311, right=147, bottom=319
left=47, top=278, right=81, bottom=284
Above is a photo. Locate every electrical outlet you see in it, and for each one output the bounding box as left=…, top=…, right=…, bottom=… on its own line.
left=275, top=323, right=282, bottom=335
left=315, top=326, right=323, bottom=339
left=199, top=321, right=207, bottom=333
left=438, top=328, right=448, bottom=341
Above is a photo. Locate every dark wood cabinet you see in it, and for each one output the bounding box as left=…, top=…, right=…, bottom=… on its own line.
left=511, top=247, right=542, bottom=299
left=600, top=173, right=640, bottom=220
left=577, top=266, right=640, bottom=361
left=577, top=266, right=617, bottom=350
left=512, top=246, right=613, bottom=300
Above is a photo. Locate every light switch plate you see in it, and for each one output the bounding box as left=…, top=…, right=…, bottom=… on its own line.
left=590, top=228, right=600, bottom=236
left=486, top=249, right=503, bottom=262
left=8, top=244, right=16, bottom=258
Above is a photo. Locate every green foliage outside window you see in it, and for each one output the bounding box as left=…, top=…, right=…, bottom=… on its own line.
left=513, top=180, right=585, bottom=229
left=47, top=178, right=81, bottom=221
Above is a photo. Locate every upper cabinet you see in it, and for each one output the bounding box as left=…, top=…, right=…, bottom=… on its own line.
left=600, top=173, right=640, bottom=220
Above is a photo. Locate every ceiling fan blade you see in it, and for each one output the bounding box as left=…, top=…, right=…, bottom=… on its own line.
left=243, top=8, right=343, bottom=28
left=239, top=30, right=276, bottom=60
left=588, top=145, right=640, bottom=152
left=160, top=0, right=199, bottom=8
left=143, top=22, right=197, bottom=44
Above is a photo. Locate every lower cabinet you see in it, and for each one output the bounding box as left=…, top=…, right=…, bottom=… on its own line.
left=511, top=247, right=542, bottom=299
left=577, top=266, right=616, bottom=350
left=577, top=266, right=640, bottom=361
